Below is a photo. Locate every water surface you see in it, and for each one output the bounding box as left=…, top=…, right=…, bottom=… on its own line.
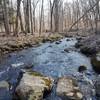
left=0, top=38, right=96, bottom=100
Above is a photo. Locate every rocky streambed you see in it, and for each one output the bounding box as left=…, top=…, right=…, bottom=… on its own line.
left=0, top=37, right=100, bottom=100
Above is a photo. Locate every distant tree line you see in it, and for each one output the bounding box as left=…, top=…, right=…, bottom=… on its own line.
left=0, top=0, right=100, bottom=36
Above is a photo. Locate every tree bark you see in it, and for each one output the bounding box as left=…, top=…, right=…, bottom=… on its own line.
left=2, top=0, right=10, bottom=35
left=39, top=0, right=44, bottom=35
left=14, top=0, right=22, bottom=36
left=29, top=0, right=33, bottom=34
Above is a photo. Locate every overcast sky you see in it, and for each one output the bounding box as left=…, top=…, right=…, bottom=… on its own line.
left=11, top=0, right=74, bottom=16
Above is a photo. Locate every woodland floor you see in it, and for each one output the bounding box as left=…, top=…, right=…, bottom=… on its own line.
left=0, top=33, right=63, bottom=55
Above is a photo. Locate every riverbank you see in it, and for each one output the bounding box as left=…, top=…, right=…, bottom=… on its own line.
left=75, top=34, right=100, bottom=74
left=75, top=34, right=100, bottom=56
left=0, top=33, right=63, bottom=55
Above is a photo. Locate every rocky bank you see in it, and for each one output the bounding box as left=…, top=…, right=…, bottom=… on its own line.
left=0, top=33, right=63, bottom=54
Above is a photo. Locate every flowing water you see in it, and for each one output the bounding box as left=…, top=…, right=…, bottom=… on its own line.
left=0, top=38, right=97, bottom=100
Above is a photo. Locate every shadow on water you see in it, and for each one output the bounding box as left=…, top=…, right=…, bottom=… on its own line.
left=0, top=38, right=97, bottom=100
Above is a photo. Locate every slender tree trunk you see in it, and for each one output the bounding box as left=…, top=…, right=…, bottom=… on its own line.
left=95, top=0, right=99, bottom=34
left=2, top=0, right=10, bottom=35
left=25, top=0, right=30, bottom=33
left=33, top=11, right=36, bottom=32
left=39, top=0, right=44, bottom=35
left=54, top=0, right=59, bottom=32
left=29, top=0, right=33, bottom=34
left=68, top=1, right=100, bottom=32
left=19, top=10, right=24, bottom=33
left=14, top=0, right=21, bottom=36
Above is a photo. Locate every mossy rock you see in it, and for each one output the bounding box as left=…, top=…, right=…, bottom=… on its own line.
left=55, top=41, right=61, bottom=44
left=16, top=72, right=53, bottom=100
left=28, top=71, right=52, bottom=88
left=42, top=78, right=52, bottom=87
left=48, top=34, right=63, bottom=41
left=28, top=71, right=44, bottom=77
left=80, top=46, right=96, bottom=55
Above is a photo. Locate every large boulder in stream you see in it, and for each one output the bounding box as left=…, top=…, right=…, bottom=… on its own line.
left=15, top=71, right=53, bottom=100
left=91, top=52, right=100, bottom=74
left=56, top=77, right=83, bottom=100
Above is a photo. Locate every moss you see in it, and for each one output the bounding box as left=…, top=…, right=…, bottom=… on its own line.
left=28, top=91, right=43, bottom=100
left=42, top=34, right=63, bottom=43
left=28, top=71, right=44, bottom=77
left=42, top=78, right=52, bottom=87
left=48, top=34, right=63, bottom=41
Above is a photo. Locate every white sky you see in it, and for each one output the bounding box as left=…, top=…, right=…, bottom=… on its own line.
left=12, top=0, right=74, bottom=17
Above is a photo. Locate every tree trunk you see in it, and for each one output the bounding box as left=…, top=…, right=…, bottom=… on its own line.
left=95, top=0, right=99, bottom=34
left=54, top=0, right=59, bottom=32
left=2, top=0, right=10, bottom=35
left=29, top=0, right=33, bottom=34
left=39, top=0, right=44, bottom=35
left=14, top=0, right=21, bottom=36
left=68, top=1, right=100, bottom=32
left=19, top=10, right=24, bottom=33
left=25, top=0, right=30, bottom=33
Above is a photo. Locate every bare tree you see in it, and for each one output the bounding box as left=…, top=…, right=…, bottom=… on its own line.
left=33, top=0, right=40, bottom=32
left=68, top=0, right=100, bottom=32
left=39, top=0, right=44, bottom=35
left=2, top=0, right=10, bottom=35
left=14, top=0, right=23, bottom=36
left=29, top=0, right=33, bottom=34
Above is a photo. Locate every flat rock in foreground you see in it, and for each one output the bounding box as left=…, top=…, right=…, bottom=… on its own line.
left=56, top=77, right=83, bottom=100
left=16, top=72, right=53, bottom=100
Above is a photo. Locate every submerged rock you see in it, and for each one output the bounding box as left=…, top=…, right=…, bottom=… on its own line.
left=78, top=65, right=87, bottom=73
left=15, top=71, right=53, bottom=100
left=64, top=48, right=69, bottom=53
left=56, top=77, right=83, bottom=100
left=55, top=41, right=61, bottom=45
left=91, top=52, right=100, bottom=74
left=0, top=81, right=9, bottom=90
left=66, top=39, right=70, bottom=41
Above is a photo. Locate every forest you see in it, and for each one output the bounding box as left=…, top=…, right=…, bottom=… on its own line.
left=0, top=0, right=100, bottom=100
left=0, top=0, right=100, bottom=35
